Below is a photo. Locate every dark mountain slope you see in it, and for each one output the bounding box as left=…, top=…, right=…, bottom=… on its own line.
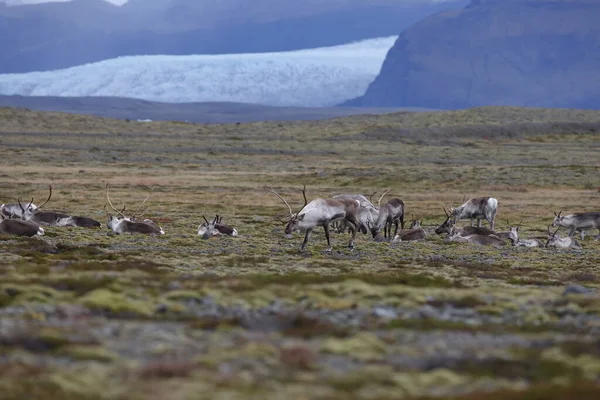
left=344, top=0, right=600, bottom=109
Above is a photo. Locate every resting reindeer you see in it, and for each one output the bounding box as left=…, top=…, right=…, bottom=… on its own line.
left=552, top=211, right=600, bottom=240
left=105, top=184, right=165, bottom=235
left=265, top=185, right=364, bottom=252
left=546, top=226, right=582, bottom=250
left=513, top=237, right=546, bottom=248
left=17, top=185, right=101, bottom=228
left=1, top=198, right=38, bottom=219
left=371, top=189, right=405, bottom=241
left=446, top=197, right=498, bottom=230
left=392, top=219, right=427, bottom=242
left=447, top=227, right=506, bottom=247
left=198, top=215, right=238, bottom=239
left=0, top=214, right=44, bottom=237
left=435, top=210, right=495, bottom=236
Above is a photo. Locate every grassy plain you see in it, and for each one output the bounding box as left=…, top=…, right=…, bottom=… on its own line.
left=1, top=105, right=600, bottom=399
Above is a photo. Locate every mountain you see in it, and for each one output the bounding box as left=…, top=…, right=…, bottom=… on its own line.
left=0, top=37, right=396, bottom=107
left=0, top=0, right=468, bottom=74
left=344, top=0, right=600, bottom=110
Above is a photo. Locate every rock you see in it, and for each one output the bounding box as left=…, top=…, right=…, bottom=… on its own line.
left=563, top=284, right=593, bottom=296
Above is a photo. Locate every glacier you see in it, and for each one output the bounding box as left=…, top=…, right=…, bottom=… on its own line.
left=0, top=36, right=397, bottom=107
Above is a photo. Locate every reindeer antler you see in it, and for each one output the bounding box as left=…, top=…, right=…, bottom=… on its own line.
left=202, top=215, right=210, bottom=224
left=293, top=184, right=308, bottom=214
left=131, top=185, right=154, bottom=219
left=368, top=191, right=378, bottom=203
left=37, top=185, right=52, bottom=209
left=263, top=187, right=294, bottom=218
left=106, top=183, right=126, bottom=218
left=377, top=189, right=391, bottom=209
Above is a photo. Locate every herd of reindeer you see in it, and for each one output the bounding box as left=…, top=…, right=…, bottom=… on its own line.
left=1, top=184, right=600, bottom=253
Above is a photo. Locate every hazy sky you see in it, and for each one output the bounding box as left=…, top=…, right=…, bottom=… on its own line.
left=2, top=0, right=128, bottom=5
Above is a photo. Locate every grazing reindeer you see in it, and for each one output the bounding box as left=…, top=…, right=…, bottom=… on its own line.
left=17, top=185, right=101, bottom=228
left=0, top=214, right=44, bottom=236
left=435, top=209, right=495, bottom=236
left=105, top=184, right=165, bottom=235
left=552, top=211, right=600, bottom=240
left=448, top=228, right=506, bottom=247
left=447, top=197, right=498, bottom=230
left=331, top=192, right=378, bottom=234
left=372, top=189, right=405, bottom=241
left=198, top=215, right=238, bottom=239
left=265, top=185, right=364, bottom=252
left=546, top=226, right=582, bottom=250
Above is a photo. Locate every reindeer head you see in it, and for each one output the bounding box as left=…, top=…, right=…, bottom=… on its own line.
left=264, top=185, right=307, bottom=238
left=198, top=215, right=218, bottom=239
left=546, top=225, right=561, bottom=247
left=409, top=219, right=422, bottom=229
left=551, top=210, right=564, bottom=227
left=105, top=183, right=154, bottom=222
left=17, top=185, right=52, bottom=220
left=435, top=208, right=456, bottom=235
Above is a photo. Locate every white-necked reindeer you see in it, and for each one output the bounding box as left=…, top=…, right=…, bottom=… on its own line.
left=265, top=185, right=364, bottom=252
left=105, top=184, right=165, bottom=235
left=552, top=211, right=600, bottom=240
left=0, top=214, right=44, bottom=237
left=1, top=198, right=38, bottom=219
left=447, top=197, right=498, bottom=230
left=371, top=189, right=405, bottom=241
left=546, top=226, right=583, bottom=250
left=17, top=185, right=101, bottom=228
left=198, top=215, right=239, bottom=239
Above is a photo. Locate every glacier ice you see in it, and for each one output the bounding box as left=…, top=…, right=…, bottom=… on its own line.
left=0, top=36, right=397, bottom=107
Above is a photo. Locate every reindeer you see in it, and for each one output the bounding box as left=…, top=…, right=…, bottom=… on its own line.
left=197, top=215, right=239, bottom=239
left=513, top=238, right=546, bottom=248
left=448, top=228, right=506, bottom=247
left=447, top=197, right=498, bottom=230
left=0, top=214, right=44, bottom=237
left=435, top=209, right=495, bottom=236
left=265, top=185, right=364, bottom=252
left=371, top=189, right=405, bottom=241
left=331, top=192, right=378, bottom=234
left=1, top=200, right=38, bottom=219
left=552, top=211, right=600, bottom=240
left=105, top=184, right=165, bottom=235
left=17, top=185, right=101, bottom=228
left=546, top=226, right=582, bottom=249
left=494, top=226, right=520, bottom=243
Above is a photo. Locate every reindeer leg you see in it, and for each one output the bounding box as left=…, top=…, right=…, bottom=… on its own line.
left=344, top=214, right=360, bottom=249
left=393, top=220, right=399, bottom=238
left=476, top=218, right=482, bottom=227
left=300, top=229, right=312, bottom=252
left=580, top=229, right=585, bottom=241
left=323, top=223, right=333, bottom=252
left=568, top=226, right=575, bottom=237
left=400, top=214, right=405, bottom=230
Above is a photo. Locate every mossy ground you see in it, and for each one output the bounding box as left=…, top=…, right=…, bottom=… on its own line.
left=1, top=106, right=600, bottom=398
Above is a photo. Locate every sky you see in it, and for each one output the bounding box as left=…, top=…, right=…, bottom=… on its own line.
left=1, top=0, right=128, bottom=5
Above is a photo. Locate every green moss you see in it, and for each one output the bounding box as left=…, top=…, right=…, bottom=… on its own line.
left=320, top=333, right=387, bottom=361
left=78, top=289, right=154, bottom=317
